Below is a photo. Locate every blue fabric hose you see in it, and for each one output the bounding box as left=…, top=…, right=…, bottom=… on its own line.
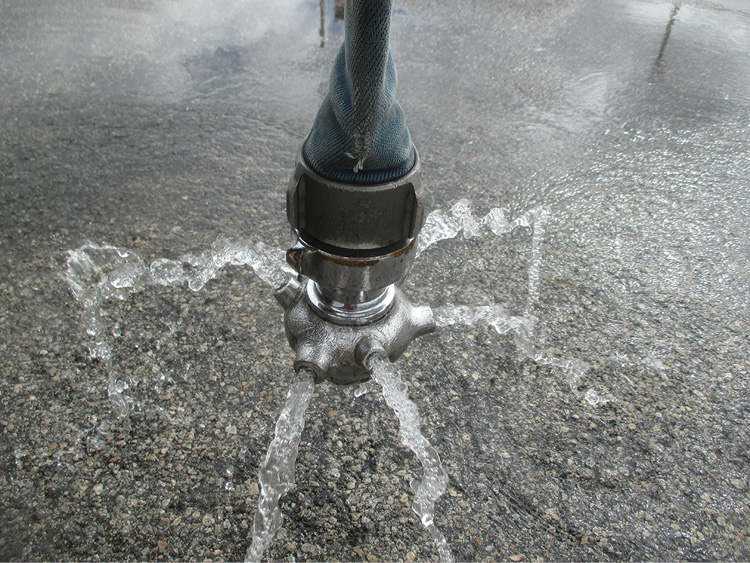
left=302, top=0, right=415, bottom=185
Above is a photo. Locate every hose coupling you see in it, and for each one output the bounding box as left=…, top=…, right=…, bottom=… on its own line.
left=285, top=150, right=425, bottom=325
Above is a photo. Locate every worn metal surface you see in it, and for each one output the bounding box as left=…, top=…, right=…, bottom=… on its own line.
left=276, top=277, right=435, bottom=385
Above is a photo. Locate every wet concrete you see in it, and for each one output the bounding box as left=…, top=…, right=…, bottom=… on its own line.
left=1, top=0, right=749, bottom=560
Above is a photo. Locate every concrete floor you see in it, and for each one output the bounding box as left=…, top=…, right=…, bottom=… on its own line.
left=1, top=0, right=749, bottom=560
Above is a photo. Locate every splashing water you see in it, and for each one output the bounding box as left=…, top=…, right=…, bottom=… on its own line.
left=418, top=200, right=549, bottom=311
left=60, top=199, right=608, bottom=561
left=421, top=201, right=608, bottom=404
left=245, top=368, right=316, bottom=563
left=433, top=304, right=538, bottom=357
left=433, top=303, right=599, bottom=404
left=64, top=237, right=292, bottom=417
left=369, top=355, right=454, bottom=563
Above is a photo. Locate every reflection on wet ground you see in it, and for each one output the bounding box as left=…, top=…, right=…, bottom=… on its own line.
left=1, top=0, right=749, bottom=560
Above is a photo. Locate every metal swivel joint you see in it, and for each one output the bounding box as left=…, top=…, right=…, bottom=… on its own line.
left=277, top=151, right=435, bottom=385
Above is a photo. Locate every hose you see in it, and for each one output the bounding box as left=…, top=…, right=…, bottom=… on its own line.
left=302, top=0, right=415, bottom=184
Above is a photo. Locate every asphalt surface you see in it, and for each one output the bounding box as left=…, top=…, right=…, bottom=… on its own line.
left=1, top=0, right=749, bottom=561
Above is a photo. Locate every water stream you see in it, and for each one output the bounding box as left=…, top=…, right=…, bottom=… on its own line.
left=419, top=200, right=604, bottom=403
left=245, top=368, right=316, bottom=563
left=4, top=0, right=744, bottom=558
left=369, top=355, right=454, bottom=563
left=64, top=238, right=292, bottom=418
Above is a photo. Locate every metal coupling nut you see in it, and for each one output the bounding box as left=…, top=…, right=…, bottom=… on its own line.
left=286, top=149, right=425, bottom=252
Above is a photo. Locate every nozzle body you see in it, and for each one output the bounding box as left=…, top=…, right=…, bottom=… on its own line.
left=275, top=278, right=435, bottom=385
